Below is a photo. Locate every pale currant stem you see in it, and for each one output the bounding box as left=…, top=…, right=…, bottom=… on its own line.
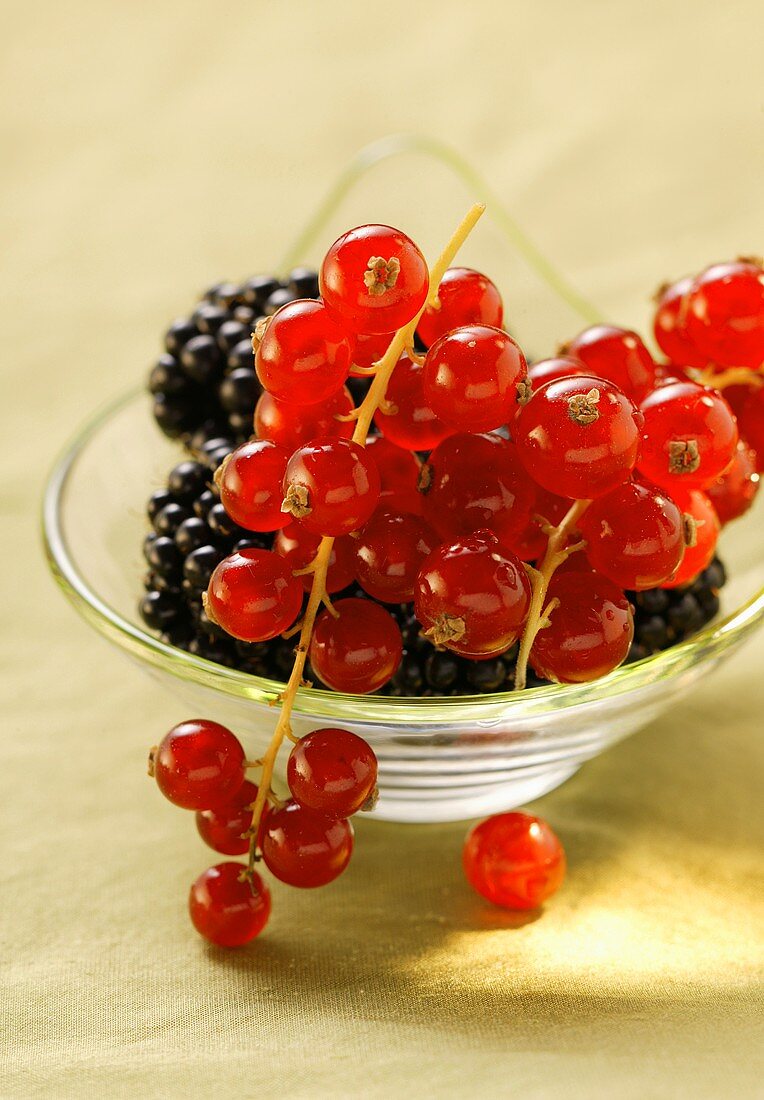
left=405, top=345, right=425, bottom=366
left=244, top=202, right=487, bottom=880
left=689, top=365, right=764, bottom=390
left=346, top=364, right=379, bottom=377
left=513, top=498, right=592, bottom=691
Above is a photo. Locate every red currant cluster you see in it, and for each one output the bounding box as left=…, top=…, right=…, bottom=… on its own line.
left=202, top=229, right=761, bottom=696
left=150, top=718, right=378, bottom=946
left=146, top=209, right=762, bottom=939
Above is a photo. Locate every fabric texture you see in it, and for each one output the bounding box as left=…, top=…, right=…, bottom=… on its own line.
left=1, top=1, right=763, bottom=1096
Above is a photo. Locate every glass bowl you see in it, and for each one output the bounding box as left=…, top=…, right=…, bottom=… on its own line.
left=43, top=389, right=763, bottom=822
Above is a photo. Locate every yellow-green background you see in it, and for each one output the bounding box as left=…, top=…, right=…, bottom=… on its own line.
left=2, top=2, right=763, bottom=1097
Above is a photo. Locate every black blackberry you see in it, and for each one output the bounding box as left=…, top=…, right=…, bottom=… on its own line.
left=625, top=556, right=726, bottom=658
left=149, top=268, right=320, bottom=450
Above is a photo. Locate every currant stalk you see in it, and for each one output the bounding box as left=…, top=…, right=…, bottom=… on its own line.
left=513, top=499, right=591, bottom=691
left=244, top=202, right=486, bottom=879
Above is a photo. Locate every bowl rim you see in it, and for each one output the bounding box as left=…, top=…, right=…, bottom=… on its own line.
left=42, top=387, right=764, bottom=725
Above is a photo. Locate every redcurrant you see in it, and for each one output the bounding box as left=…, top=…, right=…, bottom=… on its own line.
left=274, top=523, right=356, bottom=593
left=153, top=719, right=245, bottom=811
left=419, top=433, right=535, bottom=551
left=196, top=779, right=264, bottom=856
left=706, top=439, right=760, bottom=523
left=310, top=597, right=403, bottom=693
left=510, top=487, right=572, bottom=561
left=422, top=325, right=528, bottom=432
left=216, top=439, right=290, bottom=532
left=528, top=355, right=588, bottom=387
left=282, top=438, right=380, bottom=536
left=189, top=862, right=271, bottom=947
left=320, top=224, right=429, bottom=335
left=415, top=530, right=531, bottom=659
left=562, top=324, right=657, bottom=402
left=255, top=299, right=353, bottom=405
left=254, top=387, right=355, bottom=451
left=287, top=728, right=378, bottom=817
left=354, top=510, right=438, bottom=603
left=261, top=801, right=353, bottom=888
left=515, top=375, right=642, bottom=499
left=579, top=479, right=685, bottom=590
left=685, top=259, right=764, bottom=368
left=637, top=379, right=738, bottom=491
left=724, top=383, right=764, bottom=472
left=463, top=812, right=565, bottom=910
left=366, top=434, right=423, bottom=515
left=652, top=276, right=707, bottom=367
left=373, top=353, right=452, bottom=451
left=529, top=571, right=633, bottom=683
left=417, top=267, right=503, bottom=348
left=206, top=549, right=303, bottom=642
left=661, top=490, right=720, bottom=589
left=351, top=331, right=394, bottom=373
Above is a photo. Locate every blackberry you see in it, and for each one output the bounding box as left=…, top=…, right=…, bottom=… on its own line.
left=153, top=502, right=191, bottom=538
left=625, top=557, right=726, bottom=658
left=149, top=268, right=320, bottom=449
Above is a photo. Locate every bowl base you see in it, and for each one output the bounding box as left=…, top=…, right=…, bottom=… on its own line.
left=369, top=761, right=581, bottom=823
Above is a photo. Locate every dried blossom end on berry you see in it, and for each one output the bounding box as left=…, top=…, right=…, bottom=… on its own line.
left=364, top=256, right=401, bottom=296
left=669, top=439, right=701, bottom=475
left=281, top=483, right=312, bottom=518
left=567, top=388, right=601, bottom=425
left=424, top=613, right=467, bottom=648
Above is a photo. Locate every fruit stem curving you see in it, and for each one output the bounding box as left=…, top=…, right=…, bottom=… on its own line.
left=245, top=202, right=486, bottom=879
left=513, top=499, right=591, bottom=691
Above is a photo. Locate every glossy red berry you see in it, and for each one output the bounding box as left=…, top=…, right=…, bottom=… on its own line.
left=528, top=355, right=588, bottom=388
left=637, top=380, right=738, bottom=491
left=510, top=487, right=572, bottom=561
left=365, top=434, right=423, bottom=514
left=355, top=510, right=438, bottom=603
left=579, top=479, right=685, bottom=590
left=706, top=439, right=760, bottom=523
left=562, top=324, right=657, bottom=402
left=287, top=729, right=378, bottom=817
left=515, top=375, right=642, bottom=499
left=196, top=779, right=265, bottom=856
left=189, top=863, right=271, bottom=947
left=254, top=387, right=355, bottom=451
left=463, top=812, right=566, bottom=910
left=261, top=801, right=354, bottom=888
left=274, top=523, right=356, bottom=594
left=724, top=383, right=764, bottom=472
left=653, top=276, right=707, bottom=367
left=153, top=719, right=246, bottom=811
left=530, top=571, right=633, bottom=683
left=685, top=259, right=764, bottom=368
left=365, top=434, right=421, bottom=495
left=310, top=598, right=403, bottom=693
left=282, top=438, right=380, bottom=536
left=351, top=331, right=394, bottom=373
left=417, top=267, right=503, bottom=348
left=206, top=549, right=303, bottom=642
left=661, top=490, right=720, bottom=589
left=419, top=433, right=535, bottom=551
left=415, top=530, right=531, bottom=659
left=422, top=325, right=528, bottom=432
left=373, top=353, right=452, bottom=451
left=320, top=224, right=429, bottom=335
left=255, top=299, right=353, bottom=405
left=216, top=439, right=290, bottom=532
